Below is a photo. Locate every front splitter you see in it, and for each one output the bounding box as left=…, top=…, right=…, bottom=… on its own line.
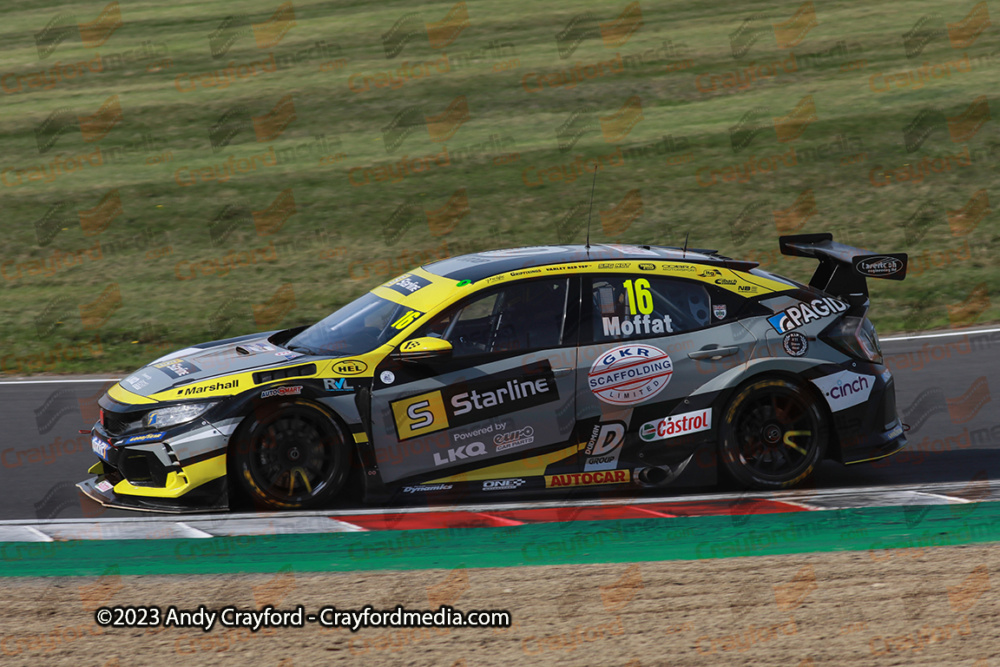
left=76, top=477, right=229, bottom=514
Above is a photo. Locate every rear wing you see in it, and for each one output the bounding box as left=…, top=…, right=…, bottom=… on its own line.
left=779, top=234, right=907, bottom=300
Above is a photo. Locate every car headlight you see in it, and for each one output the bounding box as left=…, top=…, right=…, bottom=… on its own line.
left=142, top=402, right=217, bottom=429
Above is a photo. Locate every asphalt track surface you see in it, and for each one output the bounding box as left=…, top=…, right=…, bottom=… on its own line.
left=1, top=327, right=998, bottom=522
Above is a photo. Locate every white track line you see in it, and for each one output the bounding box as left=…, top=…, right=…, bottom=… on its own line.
left=24, top=526, right=54, bottom=542
left=881, top=327, right=1000, bottom=342
left=0, top=378, right=120, bottom=385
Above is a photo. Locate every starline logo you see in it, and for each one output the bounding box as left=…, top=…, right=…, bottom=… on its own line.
left=556, top=1, right=644, bottom=61
left=381, top=1, right=470, bottom=59
left=35, top=1, right=124, bottom=59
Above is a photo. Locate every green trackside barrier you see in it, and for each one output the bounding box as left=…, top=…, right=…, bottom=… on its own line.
left=3, top=502, right=999, bottom=577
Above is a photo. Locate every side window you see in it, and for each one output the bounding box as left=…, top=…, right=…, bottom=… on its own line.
left=417, top=279, right=569, bottom=357
left=588, top=275, right=737, bottom=344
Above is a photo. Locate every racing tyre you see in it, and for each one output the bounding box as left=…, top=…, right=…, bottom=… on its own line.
left=719, top=378, right=827, bottom=490
left=231, top=401, right=351, bottom=510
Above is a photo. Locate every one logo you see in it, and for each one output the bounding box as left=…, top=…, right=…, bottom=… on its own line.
left=392, top=362, right=558, bottom=440
left=588, top=344, right=672, bottom=406
left=713, top=304, right=728, bottom=320
left=854, top=255, right=905, bottom=278
left=811, top=371, right=874, bottom=412
left=767, top=297, right=848, bottom=333
left=783, top=332, right=808, bottom=357
left=639, top=408, right=712, bottom=442
left=483, top=478, right=526, bottom=491
left=584, top=422, right=625, bottom=471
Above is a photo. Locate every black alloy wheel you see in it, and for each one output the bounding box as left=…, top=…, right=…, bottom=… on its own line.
left=719, top=378, right=827, bottom=489
left=231, top=401, right=350, bottom=510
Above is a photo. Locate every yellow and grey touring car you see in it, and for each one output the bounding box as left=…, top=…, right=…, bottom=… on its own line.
left=79, top=235, right=908, bottom=512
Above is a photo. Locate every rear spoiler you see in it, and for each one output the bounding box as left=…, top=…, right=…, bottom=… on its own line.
left=779, top=234, right=907, bottom=300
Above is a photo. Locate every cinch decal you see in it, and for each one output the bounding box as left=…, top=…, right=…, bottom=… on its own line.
left=391, top=362, right=558, bottom=441
left=767, top=297, right=848, bottom=333
left=588, top=344, right=673, bottom=406
left=811, top=371, right=875, bottom=412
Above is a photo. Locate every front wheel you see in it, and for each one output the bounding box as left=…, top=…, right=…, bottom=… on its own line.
left=718, top=378, right=827, bottom=490
left=231, top=401, right=350, bottom=510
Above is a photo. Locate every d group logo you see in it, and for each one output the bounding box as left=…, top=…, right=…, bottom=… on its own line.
left=35, top=1, right=124, bottom=59
left=554, top=1, right=644, bottom=59
left=381, top=1, right=470, bottom=59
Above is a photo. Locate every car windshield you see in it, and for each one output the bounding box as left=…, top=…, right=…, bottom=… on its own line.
left=285, top=293, right=413, bottom=356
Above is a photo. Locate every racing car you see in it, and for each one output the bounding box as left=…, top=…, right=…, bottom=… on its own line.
left=78, top=234, right=908, bottom=512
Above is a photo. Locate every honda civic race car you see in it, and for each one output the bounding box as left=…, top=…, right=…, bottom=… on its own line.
left=78, top=234, right=908, bottom=512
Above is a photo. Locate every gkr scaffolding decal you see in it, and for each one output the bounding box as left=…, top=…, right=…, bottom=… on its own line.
left=639, top=408, right=712, bottom=442
left=810, top=371, right=874, bottom=412
left=588, top=344, right=672, bottom=406
left=767, top=297, right=848, bottom=333
left=391, top=361, right=558, bottom=440
left=545, top=469, right=630, bottom=487
left=584, top=421, right=625, bottom=471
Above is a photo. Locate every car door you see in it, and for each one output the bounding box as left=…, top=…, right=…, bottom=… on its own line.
left=577, top=272, right=758, bottom=472
left=370, top=277, right=579, bottom=485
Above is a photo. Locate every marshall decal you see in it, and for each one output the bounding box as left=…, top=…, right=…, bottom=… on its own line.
left=178, top=379, right=239, bottom=396
left=767, top=297, right=848, bottom=333
left=391, top=362, right=558, bottom=441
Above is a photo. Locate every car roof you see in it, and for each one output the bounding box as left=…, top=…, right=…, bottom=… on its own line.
left=423, top=244, right=757, bottom=282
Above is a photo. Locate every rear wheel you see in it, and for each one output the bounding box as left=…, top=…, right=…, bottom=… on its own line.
left=719, top=378, right=827, bottom=490
left=231, top=401, right=350, bottom=510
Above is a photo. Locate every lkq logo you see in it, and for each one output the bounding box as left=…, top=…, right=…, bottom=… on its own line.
left=767, top=297, right=847, bottom=333
left=494, top=426, right=534, bottom=452
left=639, top=408, right=712, bottom=442
left=584, top=421, right=625, bottom=471
left=433, top=441, right=487, bottom=466
left=811, top=371, right=874, bottom=412
left=588, top=344, right=673, bottom=406
left=483, top=478, right=526, bottom=491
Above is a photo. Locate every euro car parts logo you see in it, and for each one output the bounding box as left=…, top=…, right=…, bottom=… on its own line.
left=584, top=422, right=625, bottom=471
left=494, top=426, right=534, bottom=453
left=35, top=1, right=124, bottom=59
left=207, top=2, right=297, bottom=59
left=208, top=94, right=297, bottom=151
left=554, top=2, right=643, bottom=59
left=902, top=2, right=991, bottom=58
left=34, top=95, right=123, bottom=154
left=381, top=95, right=470, bottom=153
left=639, top=408, right=712, bottom=442
left=391, top=362, right=558, bottom=441
left=382, top=1, right=470, bottom=59
left=767, top=297, right=847, bottom=333
left=589, top=344, right=672, bottom=406
left=729, top=2, right=817, bottom=59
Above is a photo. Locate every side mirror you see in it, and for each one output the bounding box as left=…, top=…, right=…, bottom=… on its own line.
left=392, top=336, right=453, bottom=361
